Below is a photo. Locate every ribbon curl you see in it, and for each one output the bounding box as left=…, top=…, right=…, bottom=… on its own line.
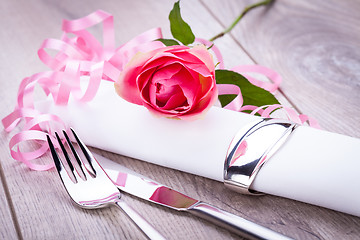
left=2, top=10, right=163, bottom=170
left=196, top=38, right=319, bottom=128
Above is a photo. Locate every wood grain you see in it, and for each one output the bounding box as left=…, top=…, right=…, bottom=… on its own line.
left=0, top=164, right=18, bottom=240
left=0, top=0, right=359, bottom=239
left=202, top=0, right=360, bottom=138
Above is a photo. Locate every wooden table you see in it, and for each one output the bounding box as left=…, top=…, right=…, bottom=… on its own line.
left=1, top=0, right=359, bottom=239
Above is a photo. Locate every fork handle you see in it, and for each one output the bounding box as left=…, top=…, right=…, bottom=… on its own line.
left=115, top=200, right=166, bottom=240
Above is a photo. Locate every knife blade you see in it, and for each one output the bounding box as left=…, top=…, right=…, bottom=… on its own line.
left=94, top=153, right=292, bottom=240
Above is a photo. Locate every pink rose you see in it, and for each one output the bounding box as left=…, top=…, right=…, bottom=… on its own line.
left=115, top=45, right=217, bottom=119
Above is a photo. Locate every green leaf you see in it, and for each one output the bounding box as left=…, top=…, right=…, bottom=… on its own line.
left=215, top=69, right=280, bottom=107
left=169, top=1, right=195, bottom=45
left=156, top=38, right=180, bottom=46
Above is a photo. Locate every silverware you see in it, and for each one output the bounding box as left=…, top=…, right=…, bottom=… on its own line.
left=96, top=153, right=293, bottom=240
left=47, top=129, right=166, bottom=240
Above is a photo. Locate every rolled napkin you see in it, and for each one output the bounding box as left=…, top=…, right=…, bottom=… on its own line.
left=37, top=80, right=360, bottom=217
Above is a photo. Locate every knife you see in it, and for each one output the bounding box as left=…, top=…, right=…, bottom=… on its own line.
left=94, top=153, right=292, bottom=240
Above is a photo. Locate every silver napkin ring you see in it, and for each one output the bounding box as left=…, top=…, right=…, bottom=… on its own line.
left=224, top=118, right=298, bottom=195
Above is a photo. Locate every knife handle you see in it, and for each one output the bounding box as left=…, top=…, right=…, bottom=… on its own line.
left=187, top=202, right=292, bottom=240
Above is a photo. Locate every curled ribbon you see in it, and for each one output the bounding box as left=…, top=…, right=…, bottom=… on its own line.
left=3, top=10, right=319, bottom=171
left=196, top=38, right=319, bottom=128
left=2, top=10, right=163, bottom=170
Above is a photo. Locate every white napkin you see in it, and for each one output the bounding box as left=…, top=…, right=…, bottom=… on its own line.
left=37, top=80, right=360, bottom=217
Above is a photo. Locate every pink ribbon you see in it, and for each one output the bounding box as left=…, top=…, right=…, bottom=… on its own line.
left=3, top=10, right=319, bottom=171
left=196, top=38, right=319, bottom=129
left=2, top=10, right=163, bottom=170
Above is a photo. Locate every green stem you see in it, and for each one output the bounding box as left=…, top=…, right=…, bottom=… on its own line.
left=209, top=0, right=274, bottom=42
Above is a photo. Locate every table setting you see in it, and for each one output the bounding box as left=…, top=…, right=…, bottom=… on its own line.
left=1, top=0, right=360, bottom=239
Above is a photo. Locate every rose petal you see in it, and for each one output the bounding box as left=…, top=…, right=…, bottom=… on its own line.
left=162, top=45, right=190, bottom=53
left=141, top=48, right=213, bottom=78
left=115, top=51, right=155, bottom=105
left=169, top=49, right=214, bottom=77
left=168, top=68, right=199, bottom=106
left=156, top=84, right=182, bottom=106
left=137, top=67, right=157, bottom=93
left=160, top=87, right=188, bottom=110
left=144, top=64, right=183, bottom=106
left=143, top=54, right=184, bottom=71
left=158, top=63, right=214, bottom=108
left=194, top=74, right=216, bottom=102
left=151, top=63, right=182, bottom=84
left=151, top=62, right=198, bottom=91
left=171, top=51, right=203, bottom=63
left=140, top=79, right=151, bottom=104
left=142, top=45, right=188, bottom=69
left=179, top=86, right=218, bottom=119
left=184, top=62, right=213, bottom=77
left=159, top=62, right=215, bottom=96
left=188, top=45, right=215, bottom=73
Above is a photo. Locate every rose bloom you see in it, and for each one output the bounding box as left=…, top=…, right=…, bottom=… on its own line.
left=115, top=45, right=217, bottom=119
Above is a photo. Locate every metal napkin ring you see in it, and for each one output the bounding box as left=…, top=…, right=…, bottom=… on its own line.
left=224, top=118, right=298, bottom=195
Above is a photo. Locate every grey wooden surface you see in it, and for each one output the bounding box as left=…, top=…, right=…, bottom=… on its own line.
left=1, top=0, right=359, bottom=239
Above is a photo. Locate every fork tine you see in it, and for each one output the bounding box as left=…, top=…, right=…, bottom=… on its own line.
left=47, top=135, right=62, bottom=171
left=63, top=130, right=91, bottom=180
left=47, top=134, right=77, bottom=182
left=70, top=128, right=97, bottom=175
left=55, top=133, right=73, bottom=172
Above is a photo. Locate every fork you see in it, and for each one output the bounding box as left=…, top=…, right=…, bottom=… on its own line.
left=47, top=128, right=166, bottom=240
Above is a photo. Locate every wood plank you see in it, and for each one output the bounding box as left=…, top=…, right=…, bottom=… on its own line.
left=201, top=0, right=360, bottom=138
left=0, top=163, right=18, bottom=240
